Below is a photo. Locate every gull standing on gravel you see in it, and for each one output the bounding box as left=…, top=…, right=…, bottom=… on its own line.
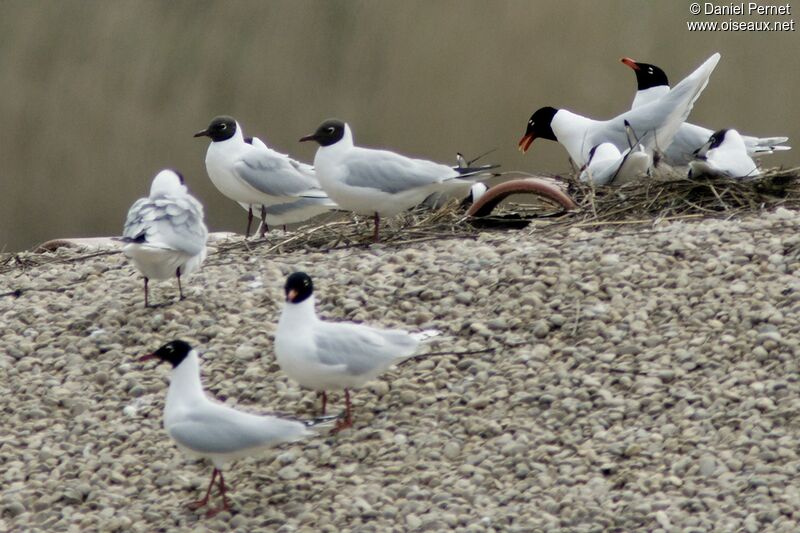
left=519, top=53, right=721, bottom=167
left=194, top=116, right=336, bottom=237
left=140, top=340, right=335, bottom=517
left=689, top=128, right=760, bottom=178
left=121, top=170, right=207, bottom=307
left=275, top=272, right=421, bottom=432
left=621, top=56, right=790, bottom=165
left=299, top=119, right=495, bottom=241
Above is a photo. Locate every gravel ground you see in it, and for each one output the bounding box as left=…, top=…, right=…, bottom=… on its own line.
left=2, top=210, right=800, bottom=532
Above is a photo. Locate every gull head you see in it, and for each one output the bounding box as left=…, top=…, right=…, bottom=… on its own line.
left=150, top=169, right=187, bottom=197
left=621, top=57, right=670, bottom=90
left=518, top=107, right=558, bottom=153
left=284, top=272, right=314, bottom=304
left=299, top=119, right=346, bottom=147
left=194, top=115, right=237, bottom=142
left=140, top=340, right=193, bottom=368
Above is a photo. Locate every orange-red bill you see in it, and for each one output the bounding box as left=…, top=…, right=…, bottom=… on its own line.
left=621, top=57, right=639, bottom=71
left=287, top=289, right=298, bottom=302
left=518, top=133, right=535, bottom=153
left=139, top=353, right=156, bottom=362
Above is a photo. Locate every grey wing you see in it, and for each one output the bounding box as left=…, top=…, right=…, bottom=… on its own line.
left=235, top=149, right=319, bottom=198
left=314, top=322, right=419, bottom=376
left=342, top=149, right=458, bottom=194
left=123, top=195, right=207, bottom=256
left=168, top=408, right=308, bottom=455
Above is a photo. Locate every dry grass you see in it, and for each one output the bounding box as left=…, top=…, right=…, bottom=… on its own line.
left=3, top=166, right=799, bottom=277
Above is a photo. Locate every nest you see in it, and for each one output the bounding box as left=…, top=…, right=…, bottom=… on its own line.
left=548, top=165, right=800, bottom=230
left=3, top=166, right=800, bottom=275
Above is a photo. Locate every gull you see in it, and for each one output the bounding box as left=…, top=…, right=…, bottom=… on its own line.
left=621, top=56, right=790, bottom=165
left=140, top=339, right=335, bottom=517
left=194, top=116, right=335, bottom=237
left=689, top=128, right=760, bottom=178
left=579, top=121, right=652, bottom=186
left=519, top=53, right=721, bottom=168
left=121, top=170, right=207, bottom=307
left=299, top=119, right=495, bottom=241
left=275, top=272, right=421, bottom=432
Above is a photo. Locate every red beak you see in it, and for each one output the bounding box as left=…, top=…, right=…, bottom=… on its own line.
left=139, top=353, right=156, bottom=362
left=518, top=133, right=535, bottom=153
left=286, top=289, right=298, bottom=302
left=621, top=57, right=640, bottom=71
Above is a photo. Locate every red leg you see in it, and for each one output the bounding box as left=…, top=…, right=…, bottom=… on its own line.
left=372, top=213, right=380, bottom=242
left=144, top=277, right=150, bottom=307
left=187, top=468, right=217, bottom=511
left=205, top=469, right=231, bottom=518
left=332, top=389, right=354, bottom=433
left=245, top=207, right=253, bottom=238
left=318, top=391, right=327, bottom=416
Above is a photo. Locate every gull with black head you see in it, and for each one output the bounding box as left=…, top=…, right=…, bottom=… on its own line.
left=275, top=272, right=423, bottom=432
left=299, top=119, right=496, bottom=241
left=519, top=53, right=721, bottom=168
left=194, top=116, right=335, bottom=237
left=689, top=128, right=760, bottom=178
left=139, top=340, right=335, bottom=517
left=621, top=56, right=790, bottom=165
left=121, top=169, right=207, bottom=307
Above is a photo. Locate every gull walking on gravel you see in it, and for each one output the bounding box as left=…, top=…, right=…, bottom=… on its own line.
left=140, top=340, right=335, bottom=517
left=275, top=272, right=422, bottom=432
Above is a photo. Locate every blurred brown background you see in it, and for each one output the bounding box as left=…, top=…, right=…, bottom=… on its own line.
left=1, top=0, right=797, bottom=251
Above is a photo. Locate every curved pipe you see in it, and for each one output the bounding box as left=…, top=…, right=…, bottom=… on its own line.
left=466, top=178, right=576, bottom=217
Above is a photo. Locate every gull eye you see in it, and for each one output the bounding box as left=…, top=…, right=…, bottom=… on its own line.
left=326, top=127, right=335, bottom=134
left=219, top=123, right=227, bottom=130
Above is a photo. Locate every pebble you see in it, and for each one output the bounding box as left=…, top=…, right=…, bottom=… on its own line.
left=1, top=214, right=799, bottom=531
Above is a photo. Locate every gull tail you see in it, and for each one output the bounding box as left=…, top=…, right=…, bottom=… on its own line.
left=745, top=136, right=791, bottom=156
left=303, top=413, right=343, bottom=433
left=455, top=164, right=501, bottom=177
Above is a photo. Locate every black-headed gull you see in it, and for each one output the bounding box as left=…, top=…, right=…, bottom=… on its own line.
left=579, top=142, right=651, bottom=186
left=621, top=56, right=790, bottom=165
left=299, top=119, right=494, bottom=241
left=275, top=272, right=420, bottom=432
left=689, top=128, right=760, bottom=178
left=194, top=116, right=335, bottom=237
left=121, top=170, right=208, bottom=307
left=519, top=53, right=721, bottom=168
left=140, top=340, right=334, bottom=517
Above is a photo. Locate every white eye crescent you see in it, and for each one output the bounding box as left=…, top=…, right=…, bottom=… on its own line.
left=326, top=127, right=335, bottom=134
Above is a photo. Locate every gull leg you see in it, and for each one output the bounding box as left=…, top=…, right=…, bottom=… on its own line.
left=259, top=206, right=268, bottom=238
left=332, top=389, right=353, bottom=433
left=318, top=391, right=328, bottom=416
left=205, top=469, right=231, bottom=518
left=373, top=212, right=380, bottom=243
left=187, top=468, right=218, bottom=511
left=144, top=278, right=150, bottom=308
left=245, top=207, right=254, bottom=238
left=176, top=267, right=184, bottom=300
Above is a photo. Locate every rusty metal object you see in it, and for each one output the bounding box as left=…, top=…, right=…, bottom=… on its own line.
left=466, top=178, right=577, bottom=217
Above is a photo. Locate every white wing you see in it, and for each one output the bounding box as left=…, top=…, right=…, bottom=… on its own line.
left=592, top=53, right=721, bottom=160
